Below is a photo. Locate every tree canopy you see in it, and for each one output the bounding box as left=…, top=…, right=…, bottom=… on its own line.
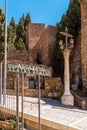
left=0, top=8, right=5, bottom=61
left=0, top=8, right=31, bottom=61
left=7, top=17, right=16, bottom=50
left=10, top=13, right=31, bottom=50
left=52, top=0, right=81, bottom=77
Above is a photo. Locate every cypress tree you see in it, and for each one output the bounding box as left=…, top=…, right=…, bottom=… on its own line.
left=15, top=14, right=31, bottom=50
left=15, top=15, right=26, bottom=49
left=24, top=13, right=31, bottom=31
left=52, top=0, right=81, bottom=77
left=0, top=7, right=5, bottom=61
left=16, top=38, right=26, bottom=50
left=7, top=17, right=16, bottom=50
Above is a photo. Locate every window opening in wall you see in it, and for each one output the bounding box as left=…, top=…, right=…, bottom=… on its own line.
left=29, top=77, right=35, bottom=89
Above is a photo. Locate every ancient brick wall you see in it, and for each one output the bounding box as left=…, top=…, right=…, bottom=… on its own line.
left=33, top=27, right=49, bottom=64
left=26, top=24, right=57, bottom=66
left=81, top=0, right=87, bottom=91
left=70, top=30, right=81, bottom=83
left=45, top=77, right=63, bottom=98
left=32, top=25, right=57, bottom=66
left=42, top=25, right=57, bottom=66
left=70, top=1, right=87, bottom=91
left=34, top=26, right=50, bottom=65
left=26, top=23, right=45, bottom=50
left=7, top=50, right=37, bottom=89
left=7, top=50, right=36, bottom=64
left=5, top=75, right=63, bottom=99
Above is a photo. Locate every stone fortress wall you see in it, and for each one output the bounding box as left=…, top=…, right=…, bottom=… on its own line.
left=26, top=23, right=57, bottom=66
left=81, top=0, right=87, bottom=92
left=70, top=30, right=81, bottom=85
left=26, top=23, right=45, bottom=50
left=7, top=50, right=36, bottom=64
left=7, top=0, right=87, bottom=92
left=8, top=23, right=57, bottom=66
left=6, top=23, right=63, bottom=98
left=70, top=1, right=87, bottom=91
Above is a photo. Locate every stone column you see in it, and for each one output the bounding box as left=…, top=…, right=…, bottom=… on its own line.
left=61, top=49, right=74, bottom=106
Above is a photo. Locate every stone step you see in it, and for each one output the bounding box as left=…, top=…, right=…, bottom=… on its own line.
left=84, top=102, right=87, bottom=108
left=71, top=90, right=87, bottom=109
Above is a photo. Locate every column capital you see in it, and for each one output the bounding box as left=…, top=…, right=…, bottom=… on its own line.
left=63, top=49, right=70, bottom=59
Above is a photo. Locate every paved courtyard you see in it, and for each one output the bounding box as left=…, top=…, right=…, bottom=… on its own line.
left=0, top=95, right=87, bottom=130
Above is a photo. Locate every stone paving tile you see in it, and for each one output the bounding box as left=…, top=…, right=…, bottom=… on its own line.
left=0, top=95, right=87, bottom=130
left=71, top=117, right=87, bottom=130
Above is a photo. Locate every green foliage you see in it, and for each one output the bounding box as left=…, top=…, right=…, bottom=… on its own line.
left=16, top=15, right=25, bottom=43
left=77, top=0, right=81, bottom=3
left=9, top=119, right=16, bottom=128
left=0, top=7, right=5, bottom=61
left=57, top=0, right=81, bottom=37
left=52, top=0, right=81, bottom=77
left=24, top=13, right=31, bottom=31
left=8, top=14, right=31, bottom=50
left=15, top=38, right=26, bottom=50
left=15, top=14, right=31, bottom=49
left=66, top=0, right=81, bottom=36
left=0, top=42, right=4, bottom=61
left=7, top=17, right=16, bottom=50
left=52, top=44, right=64, bottom=77
left=0, top=7, right=31, bottom=60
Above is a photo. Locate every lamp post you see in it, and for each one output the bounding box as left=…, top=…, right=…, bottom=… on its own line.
left=3, top=0, right=7, bottom=105
left=59, top=27, right=74, bottom=106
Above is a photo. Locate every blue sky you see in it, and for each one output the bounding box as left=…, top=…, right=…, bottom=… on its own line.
left=0, top=0, right=70, bottom=26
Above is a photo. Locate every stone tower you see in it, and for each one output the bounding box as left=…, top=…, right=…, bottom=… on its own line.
left=26, top=23, right=45, bottom=50
left=81, top=0, right=87, bottom=91
left=26, top=23, right=57, bottom=66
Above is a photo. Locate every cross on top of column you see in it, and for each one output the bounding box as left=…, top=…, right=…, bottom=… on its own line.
left=60, top=27, right=73, bottom=49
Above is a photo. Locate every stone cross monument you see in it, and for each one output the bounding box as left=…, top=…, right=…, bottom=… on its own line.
left=59, top=27, right=74, bottom=106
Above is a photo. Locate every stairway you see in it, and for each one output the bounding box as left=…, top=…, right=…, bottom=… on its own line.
left=71, top=90, right=87, bottom=110
left=85, top=99, right=87, bottom=109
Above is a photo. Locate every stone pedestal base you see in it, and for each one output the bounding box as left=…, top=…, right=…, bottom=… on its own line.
left=61, top=93, right=74, bottom=106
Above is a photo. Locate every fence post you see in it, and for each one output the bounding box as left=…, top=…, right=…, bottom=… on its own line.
left=16, top=73, right=19, bottom=130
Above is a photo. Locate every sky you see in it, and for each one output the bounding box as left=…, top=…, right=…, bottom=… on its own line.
left=0, top=0, right=70, bottom=26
